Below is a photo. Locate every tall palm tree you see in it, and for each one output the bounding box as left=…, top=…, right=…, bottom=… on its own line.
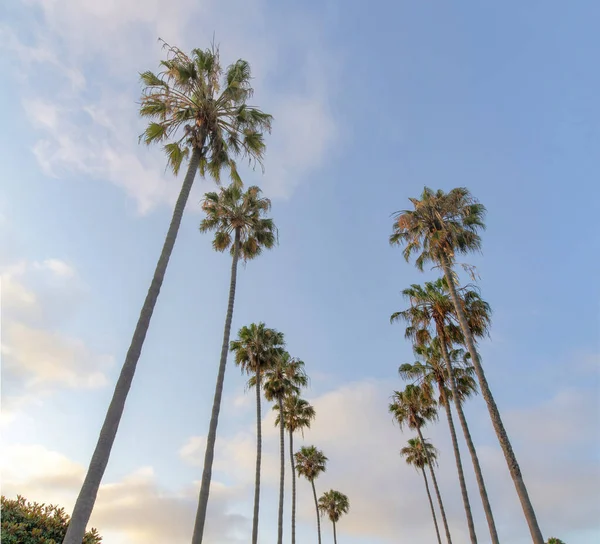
left=400, top=437, right=443, bottom=544
left=63, top=42, right=272, bottom=544
left=263, top=353, right=308, bottom=544
left=231, top=323, right=285, bottom=544
left=390, top=187, right=543, bottom=543
left=191, top=185, right=276, bottom=543
left=389, top=384, right=452, bottom=544
left=274, top=396, right=316, bottom=544
left=295, top=445, right=328, bottom=544
left=318, top=490, right=350, bottom=544
left=392, top=278, right=498, bottom=544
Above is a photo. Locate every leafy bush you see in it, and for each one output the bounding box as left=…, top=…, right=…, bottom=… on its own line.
left=1, top=495, right=102, bottom=544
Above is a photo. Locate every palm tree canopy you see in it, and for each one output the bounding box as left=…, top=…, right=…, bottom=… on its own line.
left=274, top=396, right=316, bottom=435
left=389, top=384, right=438, bottom=431
left=140, top=41, right=272, bottom=178
left=230, top=323, right=285, bottom=379
left=263, top=352, right=308, bottom=402
left=295, top=446, right=328, bottom=482
left=318, top=490, right=350, bottom=524
left=389, top=187, right=486, bottom=270
left=200, top=184, right=277, bottom=259
left=400, top=436, right=439, bottom=470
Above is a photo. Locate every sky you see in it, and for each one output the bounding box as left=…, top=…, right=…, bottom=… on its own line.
left=1, top=0, right=599, bottom=543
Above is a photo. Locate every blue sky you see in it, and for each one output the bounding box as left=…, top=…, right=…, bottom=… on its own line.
left=1, top=1, right=599, bottom=543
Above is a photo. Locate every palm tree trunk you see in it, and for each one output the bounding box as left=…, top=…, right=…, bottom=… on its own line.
left=290, top=430, right=297, bottom=544
left=416, top=425, right=452, bottom=544
left=440, top=255, right=544, bottom=544
left=63, top=147, right=202, bottom=544
left=311, top=480, right=322, bottom=544
left=437, top=329, right=500, bottom=544
left=252, top=369, right=262, bottom=544
left=277, top=397, right=285, bottom=544
left=421, top=467, right=443, bottom=544
left=333, top=520, right=338, bottom=544
left=435, top=342, right=477, bottom=543
left=191, top=227, right=240, bottom=544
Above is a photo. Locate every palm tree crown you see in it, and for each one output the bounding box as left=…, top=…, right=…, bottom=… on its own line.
left=389, top=384, right=438, bottom=431
left=140, top=41, right=272, bottom=178
left=295, top=446, right=328, bottom=482
left=263, top=352, right=308, bottom=403
left=230, top=323, right=285, bottom=378
left=274, top=396, right=316, bottom=435
left=401, top=436, right=439, bottom=470
left=318, top=490, right=350, bottom=524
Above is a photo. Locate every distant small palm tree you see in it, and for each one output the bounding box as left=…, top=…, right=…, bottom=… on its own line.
left=318, top=490, right=350, bottom=544
left=192, top=184, right=276, bottom=542
left=400, top=437, right=443, bottom=544
left=389, top=384, right=452, bottom=544
left=546, top=538, right=566, bottom=544
left=231, top=323, right=285, bottom=544
left=295, top=445, right=328, bottom=544
left=263, top=352, right=308, bottom=544
left=274, top=396, right=316, bottom=544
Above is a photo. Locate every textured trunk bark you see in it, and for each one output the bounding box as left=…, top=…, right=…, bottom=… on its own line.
left=417, top=425, right=452, bottom=544
left=277, top=397, right=285, bottom=544
left=436, top=335, right=477, bottom=543
left=251, top=369, right=262, bottom=544
left=63, top=147, right=202, bottom=544
left=311, top=480, right=322, bottom=544
left=191, top=227, right=241, bottom=544
left=440, top=254, right=544, bottom=544
left=422, top=467, right=442, bottom=544
left=333, top=521, right=337, bottom=544
left=290, top=431, right=297, bottom=544
left=437, top=329, right=500, bottom=544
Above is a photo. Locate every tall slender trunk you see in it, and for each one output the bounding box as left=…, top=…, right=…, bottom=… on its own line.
left=436, top=337, right=477, bottom=543
left=440, top=255, right=544, bottom=544
left=290, top=430, right=297, bottom=544
left=311, top=480, right=322, bottom=544
left=63, top=147, right=202, bottom=544
left=252, top=369, right=262, bottom=544
left=422, top=467, right=442, bottom=544
left=416, top=425, right=452, bottom=544
left=437, top=329, right=500, bottom=544
left=191, top=227, right=240, bottom=544
left=333, top=520, right=338, bottom=544
left=277, top=397, right=285, bottom=544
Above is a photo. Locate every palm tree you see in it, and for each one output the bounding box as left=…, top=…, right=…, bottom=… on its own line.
left=295, top=446, right=328, bottom=544
left=318, top=490, right=350, bottom=544
left=274, top=396, right=316, bottom=544
left=63, top=42, right=272, bottom=544
left=389, top=384, right=452, bottom=544
left=191, top=185, right=276, bottom=543
left=392, top=278, right=498, bottom=544
left=390, top=187, right=543, bottom=543
left=263, top=353, right=308, bottom=544
left=231, top=323, right=285, bottom=544
left=400, top=437, right=443, bottom=544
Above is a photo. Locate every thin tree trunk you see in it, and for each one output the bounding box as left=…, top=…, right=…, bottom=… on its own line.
left=252, top=369, right=262, bottom=544
left=333, top=520, right=337, bottom=544
left=191, top=227, right=240, bottom=544
left=290, top=430, right=297, bottom=544
left=63, top=147, right=202, bottom=544
left=422, top=467, right=442, bottom=544
left=277, top=396, right=285, bottom=544
left=416, top=426, right=452, bottom=544
left=311, top=480, right=322, bottom=544
left=437, top=329, right=500, bottom=544
left=440, top=255, right=544, bottom=544
left=436, top=340, right=477, bottom=543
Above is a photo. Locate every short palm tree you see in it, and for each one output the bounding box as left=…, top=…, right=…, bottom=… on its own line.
left=191, top=185, right=276, bottom=543
left=390, top=187, right=543, bottom=543
left=393, top=277, right=498, bottom=544
left=263, top=353, right=308, bottom=544
left=389, top=384, right=452, bottom=544
left=63, top=42, right=272, bottom=544
left=231, top=323, right=285, bottom=544
left=400, top=437, right=443, bottom=544
left=274, top=396, right=316, bottom=544
left=318, top=490, right=350, bottom=544
left=295, top=445, right=328, bottom=544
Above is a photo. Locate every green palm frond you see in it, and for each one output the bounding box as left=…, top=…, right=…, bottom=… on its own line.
left=318, top=490, right=350, bottom=523
left=400, top=436, right=439, bottom=470
left=295, top=445, right=327, bottom=482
